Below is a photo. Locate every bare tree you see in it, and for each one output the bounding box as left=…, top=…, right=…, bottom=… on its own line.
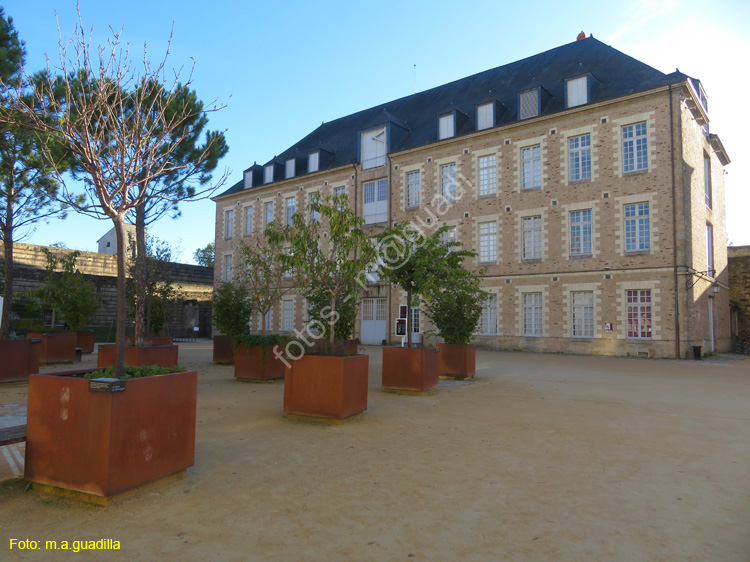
left=0, top=10, right=227, bottom=376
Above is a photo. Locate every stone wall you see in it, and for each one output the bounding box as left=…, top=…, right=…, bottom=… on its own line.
left=728, top=246, right=750, bottom=342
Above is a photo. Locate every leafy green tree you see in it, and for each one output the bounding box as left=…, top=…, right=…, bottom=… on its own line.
left=193, top=242, right=214, bottom=268
left=211, top=281, right=253, bottom=338
left=268, top=193, right=376, bottom=345
left=36, top=248, right=98, bottom=331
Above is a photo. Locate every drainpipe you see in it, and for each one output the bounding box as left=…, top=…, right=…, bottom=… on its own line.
left=669, top=84, right=681, bottom=359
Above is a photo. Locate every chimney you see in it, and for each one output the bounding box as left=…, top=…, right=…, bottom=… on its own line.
left=577, top=31, right=587, bottom=41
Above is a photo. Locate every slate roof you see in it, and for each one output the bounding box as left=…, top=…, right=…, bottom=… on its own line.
left=216, top=36, right=692, bottom=199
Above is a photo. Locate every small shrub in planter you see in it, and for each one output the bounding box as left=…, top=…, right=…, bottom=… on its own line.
left=233, top=333, right=292, bottom=381
left=211, top=281, right=253, bottom=364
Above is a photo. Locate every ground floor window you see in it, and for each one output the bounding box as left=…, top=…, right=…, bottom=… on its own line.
left=571, top=291, right=594, bottom=338
left=627, top=290, right=651, bottom=339
left=480, top=294, right=497, bottom=335
left=523, top=292, right=543, bottom=337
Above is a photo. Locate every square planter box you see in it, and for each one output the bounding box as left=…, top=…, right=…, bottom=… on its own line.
left=213, top=335, right=234, bottom=364
left=234, top=343, right=286, bottom=381
left=0, top=339, right=41, bottom=382
left=284, top=354, right=369, bottom=420
left=27, top=332, right=78, bottom=364
left=97, top=344, right=179, bottom=368
left=75, top=330, right=96, bottom=354
left=25, top=369, right=197, bottom=502
left=436, top=343, right=476, bottom=379
left=382, top=346, right=439, bottom=394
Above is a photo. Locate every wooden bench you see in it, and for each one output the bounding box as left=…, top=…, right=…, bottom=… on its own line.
left=0, top=424, right=26, bottom=447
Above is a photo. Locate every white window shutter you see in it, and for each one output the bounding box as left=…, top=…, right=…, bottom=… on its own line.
left=439, top=114, right=454, bottom=139
left=567, top=76, right=587, bottom=107
left=477, top=103, right=493, bottom=130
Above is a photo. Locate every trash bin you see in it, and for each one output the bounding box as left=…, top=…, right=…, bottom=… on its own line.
left=692, top=345, right=702, bottom=360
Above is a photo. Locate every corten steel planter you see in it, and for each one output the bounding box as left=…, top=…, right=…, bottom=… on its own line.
left=125, top=336, right=174, bottom=346
left=382, top=346, right=439, bottom=394
left=27, top=332, right=78, bottom=364
left=436, top=343, right=476, bottom=379
left=213, top=335, right=234, bottom=364
left=24, top=368, right=197, bottom=503
left=75, top=330, right=96, bottom=354
left=97, top=344, right=179, bottom=368
left=283, top=354, right=369, bottom=420
left=0, top=339, right=41, bottom=382
left=234, top=343, right=286, bottom=381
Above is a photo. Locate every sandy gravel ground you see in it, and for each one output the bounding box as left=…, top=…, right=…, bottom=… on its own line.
left=1, top=342, right=750, bottom=561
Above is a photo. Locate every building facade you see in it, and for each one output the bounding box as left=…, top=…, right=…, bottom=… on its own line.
left=213, top=35, right=731, bottom=359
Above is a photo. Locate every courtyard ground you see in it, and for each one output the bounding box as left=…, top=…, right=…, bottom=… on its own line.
left=1, top=342, right=749, bottom=561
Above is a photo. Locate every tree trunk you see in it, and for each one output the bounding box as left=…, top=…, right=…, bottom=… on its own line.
left=134, top=202, right=147, bottom=341
left=1, top=228, right=13, bottom=340
left=329, top=293, right=336, bottom=345
left=261, top=310, right=266, bottom=335
left=112, top=216, right=128, bottom=379
left=406, top=286, right=412, bottom=348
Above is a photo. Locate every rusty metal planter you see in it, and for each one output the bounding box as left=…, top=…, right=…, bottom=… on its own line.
left=125, top=336, right=174, bottom=346
left=283, top=354, right=368, bottom=420
left=382, top=347, right=439, bottom=394
left=75, top=330, right=96, bottom=354
left=97, top=344, right=179, bottom=368
left=213, top=335, right=234, bottom=364
left=436, top=343, right=476, bottom=379
left=0, top=339, right=41, bottom=382
left=234, top=343, right=286, bottom=381
left=25, top=369, right=197, bottom=501
left=27, top=332, right=78, bottom=364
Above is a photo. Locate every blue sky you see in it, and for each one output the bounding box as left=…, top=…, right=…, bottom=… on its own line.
left=4, top=0, right=749, bottom=262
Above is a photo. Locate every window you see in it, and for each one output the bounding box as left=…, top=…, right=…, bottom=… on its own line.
left=440, top=226, right=457, bottom=252
left=566, top=76, right=588, bottom=108
left=264, top=201, right=274, bottom=227
left=478, top=222, right=497, bottom=263
left=264, top=309, right=271, bottom=331
left=224, top=209, right=234, bottom=239
left=478, top=155, right=496, bottom=196
left=480, top=294, right=497, bottom=335
left=707, top=224, right=714, bottom=277
left=334, top=186, right=347, bottom=210
left=704, top=154, right=712, bottom=208
left=223, top=255, right=233, bottom=282
left=522, top=145, right=541, bottom=189
left=569, top=134, right=591, bottom=181
left=283, top=300, right=294, bottom=332
left=627, top=290, right=651, bottom=339
left=623, top=122, right=648, bottom=172
left=361, top=127, right=386, bottom=169
left=569, top=209, right=592, bottom=256
left=519, top=90, right=539, bottom=119
left=308, top=152, right=319, bottom=173
left=243, top=205, right=253, bottom=236
left=406, top=171, right=420, bottom=208
left=438, top=114, right=454, bottom=140
left=285, top=196, right=296, bottom=226
left=571, top=291, right=594, bottom=338
left=264, top=164, right=274, bottom=184
left=523, top=292, right=543, bottom=337
left=477, top=103, right=494, bottom=130
left=309, top=193, right=320, bottom=222
left=441, top=163, right=457, bottom=202
left=522, top=215, right=542, bottom=260
left=285, top=158, right=295, bottom=179
left=363, top=179, right=388, bottom=224
left=624, top=203, right=650, bottom=252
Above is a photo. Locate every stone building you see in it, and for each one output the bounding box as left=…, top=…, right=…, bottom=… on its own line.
left=213, top=35, right=731, bottom=358
left=728, top=246, right=750, bottom=343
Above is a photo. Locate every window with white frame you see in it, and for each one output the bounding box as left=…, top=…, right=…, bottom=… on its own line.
left=223, top=254, right=233, bottom=282
left=622, top=122, right=648, bottom=172
left=523, top=292, right=543, bottom=336
left=264, top=164, right=274, bottom=184
left=406, top=170, right=420, bottom=208
left=440, top=225, right=457, bottom=252
left=243, top=205, right=253, bottom=236
left=571, top=291, right=594, bottom=338
left=566, top=76, right=588, bottom=108
left=224, top=209, right=234, bottom=239
left=308, top=152, right=319, bottom=173
left=704, top=153, right=712, bottom=208
left=285, top=196, right=296, bottom=226
left=521, top=145, right=541, bottom=189
left=477, top=103, right=494, bottom=130
left=285, top=158, right=295, bottom=179
left=361, top=127, right=386, bottom=169
left=363, top=179, right=388, bottom=224
left=309, top=192, right=320, bottom=222
left=519, top=90, right=539, bottom=119
left=478, top=155, right=496, bottom=196
left=264, top=201, right=274, bottom=227
left=569, top=209, right=592, bottom=256
left=522, top=215, right=542, bottom=260
left=334, top=186, right=346, bottom=210
left=283, top=299, right=294, bottom=332
left=438, top=114, right=454, bottom=140
left=441, top=163, right=457, bottom=202
left=264, top=309, right=271, bottom=331
left=625, top=203, right=650, bottom=252
left=569, top=134, right=591, bottom=181
left=478, top=222, right=497, bottom=263
left=626, top=290, right=651, bottom=339
left=707, top=223, right=714, bottom=277
left=480, top=294, right=497, bottom=335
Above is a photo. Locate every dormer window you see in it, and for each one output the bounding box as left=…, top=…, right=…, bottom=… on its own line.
left=285, top=158, right=296, bottom=179
left=308, top=152, right=319, bottom=173
left=264, top=164, right=274, bottom=184
left=438, top=114, right=455, bottom=140
left=566, top=76, right=588, bottom=108
left=477, top=102, right=494, bottom=131
left=519, top=89, right=539, bottom=119
left=244, top=169, right=253, bottom=190
left=361, top=126, right=387, bottom=169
